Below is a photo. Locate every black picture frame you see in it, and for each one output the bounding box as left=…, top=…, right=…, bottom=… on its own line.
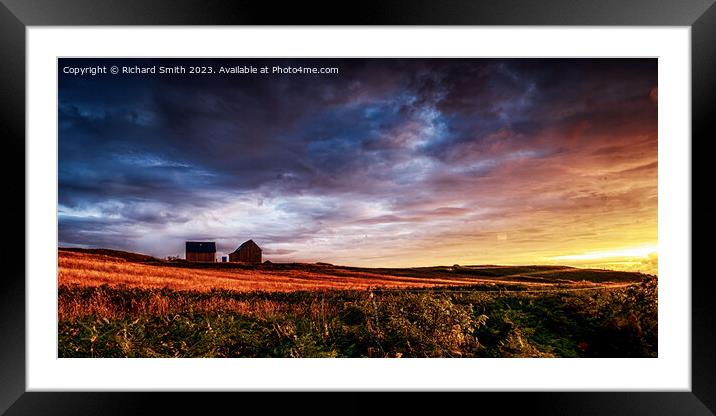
left=1, top=0, right=710, bottom=414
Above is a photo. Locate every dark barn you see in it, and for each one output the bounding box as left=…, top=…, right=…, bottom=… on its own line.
left=185, top=241, right=216, bottom=262
left=229, top=240, right=262, bottom=263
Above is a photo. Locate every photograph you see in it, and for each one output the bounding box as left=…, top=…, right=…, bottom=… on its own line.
left=57, top=57, right=658, bottom=359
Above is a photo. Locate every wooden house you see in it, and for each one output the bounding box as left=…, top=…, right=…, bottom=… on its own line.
left=229, top=240, right=262, bottom=263
left=185, top=241, right=216, bottom=262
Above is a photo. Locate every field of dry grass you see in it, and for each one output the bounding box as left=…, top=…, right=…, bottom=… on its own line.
left=58, top=285, right=339, bottom=322
left=58, top=248, right=644, bottom=293
left=58, top=248, right=657, bottom=358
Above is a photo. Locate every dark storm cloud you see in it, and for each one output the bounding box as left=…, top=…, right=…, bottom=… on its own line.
left=58, top=58, right=657, bottom=265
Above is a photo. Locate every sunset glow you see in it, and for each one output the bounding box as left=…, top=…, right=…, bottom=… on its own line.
left=551, top=244, right=658, bottom=261
left=548, top=244, right=658, bottom=274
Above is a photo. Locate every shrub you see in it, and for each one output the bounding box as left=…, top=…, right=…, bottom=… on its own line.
left=360, top=292, right=486, bottom=357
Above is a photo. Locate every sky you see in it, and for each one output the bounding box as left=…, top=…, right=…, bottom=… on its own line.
left=58, top=58, right=658, bottom=273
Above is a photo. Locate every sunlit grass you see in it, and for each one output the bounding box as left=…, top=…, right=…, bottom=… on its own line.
left=58, top=250, right=646, bottom=293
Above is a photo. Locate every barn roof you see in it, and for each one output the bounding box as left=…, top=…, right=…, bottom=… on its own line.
left=233, top=239, right=261, bottom=252
left=186, top=241, right=216, bottom=253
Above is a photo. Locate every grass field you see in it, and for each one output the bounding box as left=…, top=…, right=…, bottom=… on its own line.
left=58, top=248, right=645, bottom=292
left=58, top=248, right=657, bottom=358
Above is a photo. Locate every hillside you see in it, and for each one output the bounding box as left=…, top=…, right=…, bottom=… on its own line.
left=58, top=248, right=649, bottom=293
left=58, top=248, right=657, bottom=358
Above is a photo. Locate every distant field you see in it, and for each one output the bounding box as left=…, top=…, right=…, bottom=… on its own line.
left=58, top=248, right=647, bottom=293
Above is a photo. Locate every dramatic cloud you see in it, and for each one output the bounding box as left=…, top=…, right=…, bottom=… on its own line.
left=58, top=58, right=658, bottom=273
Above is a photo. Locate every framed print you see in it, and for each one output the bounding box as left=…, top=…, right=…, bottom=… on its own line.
left=1, top=0, right=711, bottom=415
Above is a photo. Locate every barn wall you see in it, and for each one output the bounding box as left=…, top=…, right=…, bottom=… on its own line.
left=187, top=252, right=215, bottom=262
left=229, top=246, right=261, bottom=263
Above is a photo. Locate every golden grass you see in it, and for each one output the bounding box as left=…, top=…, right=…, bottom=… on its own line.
left=57, top=288, right=340, bottom=322
left=58, top=250, right=542, bottom=293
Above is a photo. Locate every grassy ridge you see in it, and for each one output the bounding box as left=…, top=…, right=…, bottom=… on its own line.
left=58, top=249, right=647, bottom=294
left=58, top=276, right=657, bottom=358
left=61, top=246, right=648, bottom=283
